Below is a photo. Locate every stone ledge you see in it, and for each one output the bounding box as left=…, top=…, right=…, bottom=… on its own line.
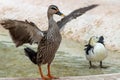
left=0, top=73, right=120, bottom=80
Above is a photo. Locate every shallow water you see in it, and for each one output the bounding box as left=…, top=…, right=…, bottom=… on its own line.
left=0, top=34, right=120, bottom=77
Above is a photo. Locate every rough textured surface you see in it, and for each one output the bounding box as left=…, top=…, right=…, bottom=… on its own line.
left=0, top=0, right=120, bottom=50
left=0, top=73, right=120, bottom=80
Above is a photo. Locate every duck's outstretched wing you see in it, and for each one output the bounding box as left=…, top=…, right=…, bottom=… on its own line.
left=57, top=4, right=98, bottom=30
left=0, top=19, right=44, bottom=47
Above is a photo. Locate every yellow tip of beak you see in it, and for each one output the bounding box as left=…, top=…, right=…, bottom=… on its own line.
left=61, top=14, right=65, bottom=17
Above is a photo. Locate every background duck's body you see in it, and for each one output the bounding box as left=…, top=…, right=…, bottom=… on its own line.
left=85, top=36, right=107, bottom=68
left=86, top=43, right=107, bottom=62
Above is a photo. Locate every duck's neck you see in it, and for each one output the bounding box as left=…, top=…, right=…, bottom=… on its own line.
left=47, top=14, right=61, bottom=41
left=48, top=13, right=53, bottom=20
left=90, top=42, right=97, bottom=47
left=48, top=14, right=56, bottom=28
left=48, top=16, right=54, bottom=25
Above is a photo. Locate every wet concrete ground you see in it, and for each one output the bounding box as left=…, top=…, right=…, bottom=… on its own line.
left=0, top=30, right=120, bottom=78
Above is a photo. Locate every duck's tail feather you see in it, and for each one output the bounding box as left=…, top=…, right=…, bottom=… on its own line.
left=24, top=47, right=37, bottom=64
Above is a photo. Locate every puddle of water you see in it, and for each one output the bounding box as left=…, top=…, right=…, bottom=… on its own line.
left=0, top=34, right=120, bottom=77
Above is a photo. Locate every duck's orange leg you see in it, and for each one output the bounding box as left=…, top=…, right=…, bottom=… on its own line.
left=47, top=64, right=59, bottom=79
left=38, top=66, right=50, bottom=80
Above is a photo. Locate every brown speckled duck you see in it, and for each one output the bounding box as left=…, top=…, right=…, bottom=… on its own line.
left=1, top=5, right=64, bottom=80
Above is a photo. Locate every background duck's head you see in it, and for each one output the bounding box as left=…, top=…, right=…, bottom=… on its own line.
left=89, top=36, right=99, bottom=46
left=47, top=5, right=65, bottom=18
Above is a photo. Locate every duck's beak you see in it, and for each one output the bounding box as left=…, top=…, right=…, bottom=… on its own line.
left=56, top=11, right=65, bottom=17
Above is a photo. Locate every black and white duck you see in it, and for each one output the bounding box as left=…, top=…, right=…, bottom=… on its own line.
left=84, top=36, right=107, bottom=68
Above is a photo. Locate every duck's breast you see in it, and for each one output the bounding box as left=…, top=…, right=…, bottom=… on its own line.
left=86, top=43, right=107, bottom=62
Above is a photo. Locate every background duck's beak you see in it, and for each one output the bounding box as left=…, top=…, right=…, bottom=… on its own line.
left=56, top=11, right=65, bottom=17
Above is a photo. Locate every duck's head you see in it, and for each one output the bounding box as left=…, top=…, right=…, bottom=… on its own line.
left=89, top=36, right=99, bottom=46
left=47, top=5, right=65, bottom=18
left=97, top=36, right=105, bottom=45
left=98, top=36, right=104, bottom=42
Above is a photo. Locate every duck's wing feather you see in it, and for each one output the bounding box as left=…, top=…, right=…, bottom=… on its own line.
left=84, top=44, right=93, bottom=55
left=0, top=19, right=44, bottom=47
left=57, top=4, right=98, bottom=31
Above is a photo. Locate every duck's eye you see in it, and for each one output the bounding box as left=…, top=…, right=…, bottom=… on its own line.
left=51, top=7, right=57, bottom=10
